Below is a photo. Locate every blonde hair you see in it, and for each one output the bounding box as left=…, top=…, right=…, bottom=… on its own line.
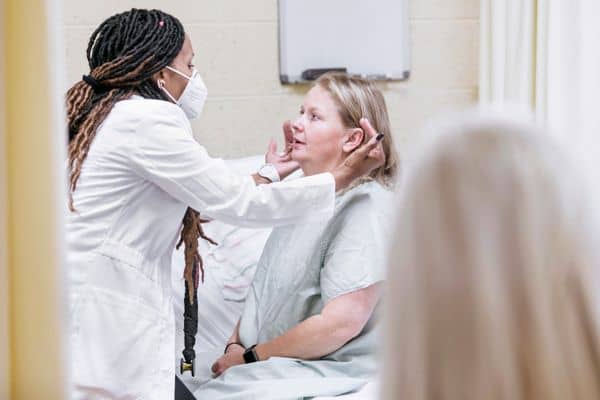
left=314, top=72, right=399, bottom=187
left=383, top=114, right=600, bottom=400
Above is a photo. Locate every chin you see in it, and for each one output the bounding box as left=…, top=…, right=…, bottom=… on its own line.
left=291, top=149, right=308, bottom=163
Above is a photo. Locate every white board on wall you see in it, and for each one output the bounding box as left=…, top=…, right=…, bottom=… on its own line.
left=278, top=0, right=411, bottom=83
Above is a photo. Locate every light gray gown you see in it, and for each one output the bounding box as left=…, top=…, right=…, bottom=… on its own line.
left=192, top=181, right=393, bottom=399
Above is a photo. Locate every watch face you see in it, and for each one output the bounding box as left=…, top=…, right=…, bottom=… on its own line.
left=261, top=165, right=275, bottom=174
left=243, top=347, right=258, bottom=363
left=259, top=164, right=279, bottom=182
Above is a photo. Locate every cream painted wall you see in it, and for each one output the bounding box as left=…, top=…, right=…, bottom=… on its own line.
left=62, top=0, right=479, bottom=157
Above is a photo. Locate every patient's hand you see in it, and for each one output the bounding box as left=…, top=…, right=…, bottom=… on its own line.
left=265, top=121, right=300, bottom=180
left=211, top=346, right=245, bottom=377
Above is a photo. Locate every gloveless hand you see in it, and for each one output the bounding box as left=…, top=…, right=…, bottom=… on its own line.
left=265, top=121, right=300, bottom=180
left=332, top=118, right=385, bottom=190
left=211, top=346, right=245, bottom=377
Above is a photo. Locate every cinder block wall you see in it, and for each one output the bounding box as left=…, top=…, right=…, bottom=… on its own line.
left=63, top=0, right=479, bottom=157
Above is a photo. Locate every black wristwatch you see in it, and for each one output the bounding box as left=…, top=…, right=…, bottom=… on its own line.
left=243, top=344, right=259, bottom=363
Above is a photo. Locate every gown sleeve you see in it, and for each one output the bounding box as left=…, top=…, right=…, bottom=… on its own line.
left=129, top=107, right=335, bottom=227
left=320, top=187, right=392, bottom=303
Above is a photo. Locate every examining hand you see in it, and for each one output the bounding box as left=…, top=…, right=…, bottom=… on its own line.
left=332, top=118, right=385, bottom=190
left=265, top=121, right=300, bottom=180
left=211, top=346, right=245, bottom=377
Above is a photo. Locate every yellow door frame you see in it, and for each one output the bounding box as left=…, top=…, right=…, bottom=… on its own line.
left=2, top=0, right=67, bottom=398
left=0, top=1, right=10, bottom=398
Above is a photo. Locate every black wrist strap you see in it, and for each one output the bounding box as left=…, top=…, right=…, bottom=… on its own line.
left=243, top=344, right=259, bottom=363
left=224, top=342, right=244, bottom=354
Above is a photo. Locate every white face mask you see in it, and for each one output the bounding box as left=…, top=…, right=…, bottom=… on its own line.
left=159, top=66, right=208, bottom=120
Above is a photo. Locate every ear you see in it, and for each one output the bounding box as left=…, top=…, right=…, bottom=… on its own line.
left=152, top=69, right=167, bottom=88
left=342, top=128, right=365, bottom=153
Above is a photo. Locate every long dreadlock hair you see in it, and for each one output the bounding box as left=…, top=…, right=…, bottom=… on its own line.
left=66, top=8, right=212, bottom=301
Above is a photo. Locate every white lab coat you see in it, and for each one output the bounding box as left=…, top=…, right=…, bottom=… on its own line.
left=66, top=96, right=335, bottom=400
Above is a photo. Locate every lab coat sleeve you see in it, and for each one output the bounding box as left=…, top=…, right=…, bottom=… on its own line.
left=129, top=109, right=335, bottom=227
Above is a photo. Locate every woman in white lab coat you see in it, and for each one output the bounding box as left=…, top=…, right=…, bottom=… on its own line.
left=65, top=9, right=384, bottom=400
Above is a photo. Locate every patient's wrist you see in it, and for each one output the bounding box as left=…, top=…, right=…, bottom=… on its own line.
left=224, top=342, right=244, bottom=354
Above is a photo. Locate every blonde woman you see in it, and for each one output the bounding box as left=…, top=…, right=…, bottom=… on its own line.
left=190, top=73, right=399, bottom=399
left=383, top=115, right=600, bottom=400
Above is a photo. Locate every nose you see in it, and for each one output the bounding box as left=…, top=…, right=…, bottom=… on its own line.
left=292, top=116, right=304, bottom=133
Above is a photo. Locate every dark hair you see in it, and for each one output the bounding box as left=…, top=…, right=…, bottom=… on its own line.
left=66, top=9, right=211, bottom=302
left=67, top=8, right=184, bottom=173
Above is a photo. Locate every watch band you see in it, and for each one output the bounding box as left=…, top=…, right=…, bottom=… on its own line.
left=243, top=344, right=259, bottom=363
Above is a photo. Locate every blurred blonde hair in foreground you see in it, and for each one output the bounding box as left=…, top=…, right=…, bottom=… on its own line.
left=382, top=113, right=600, bottom=400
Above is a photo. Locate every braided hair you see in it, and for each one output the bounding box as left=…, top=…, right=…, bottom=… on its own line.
left=66, top=8, right=211, bottom=301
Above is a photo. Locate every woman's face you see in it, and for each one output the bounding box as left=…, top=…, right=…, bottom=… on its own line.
left=161, top=34, right=195, bottom=100
left=291, top=86, right=352, bottom=176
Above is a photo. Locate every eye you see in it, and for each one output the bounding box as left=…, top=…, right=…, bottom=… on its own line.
left=310, top=113, right=320, bottom=121
left=299, top=108, right=304, bottom=115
